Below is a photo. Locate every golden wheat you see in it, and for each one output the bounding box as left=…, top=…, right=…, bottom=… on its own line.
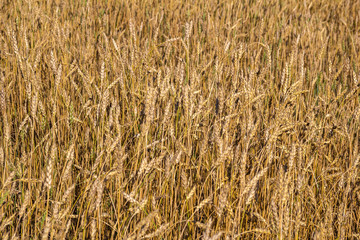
left=1, top=0, right=360, bottom=239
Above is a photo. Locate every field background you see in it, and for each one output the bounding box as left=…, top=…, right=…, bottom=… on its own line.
left=1, top=0, right=360, bottom=239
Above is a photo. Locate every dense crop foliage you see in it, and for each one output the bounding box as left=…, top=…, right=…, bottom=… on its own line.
left=1, top=0, right=360, bottom=239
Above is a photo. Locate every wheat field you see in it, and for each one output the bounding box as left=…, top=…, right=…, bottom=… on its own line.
left=0, top=0, right=360, bottom=239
